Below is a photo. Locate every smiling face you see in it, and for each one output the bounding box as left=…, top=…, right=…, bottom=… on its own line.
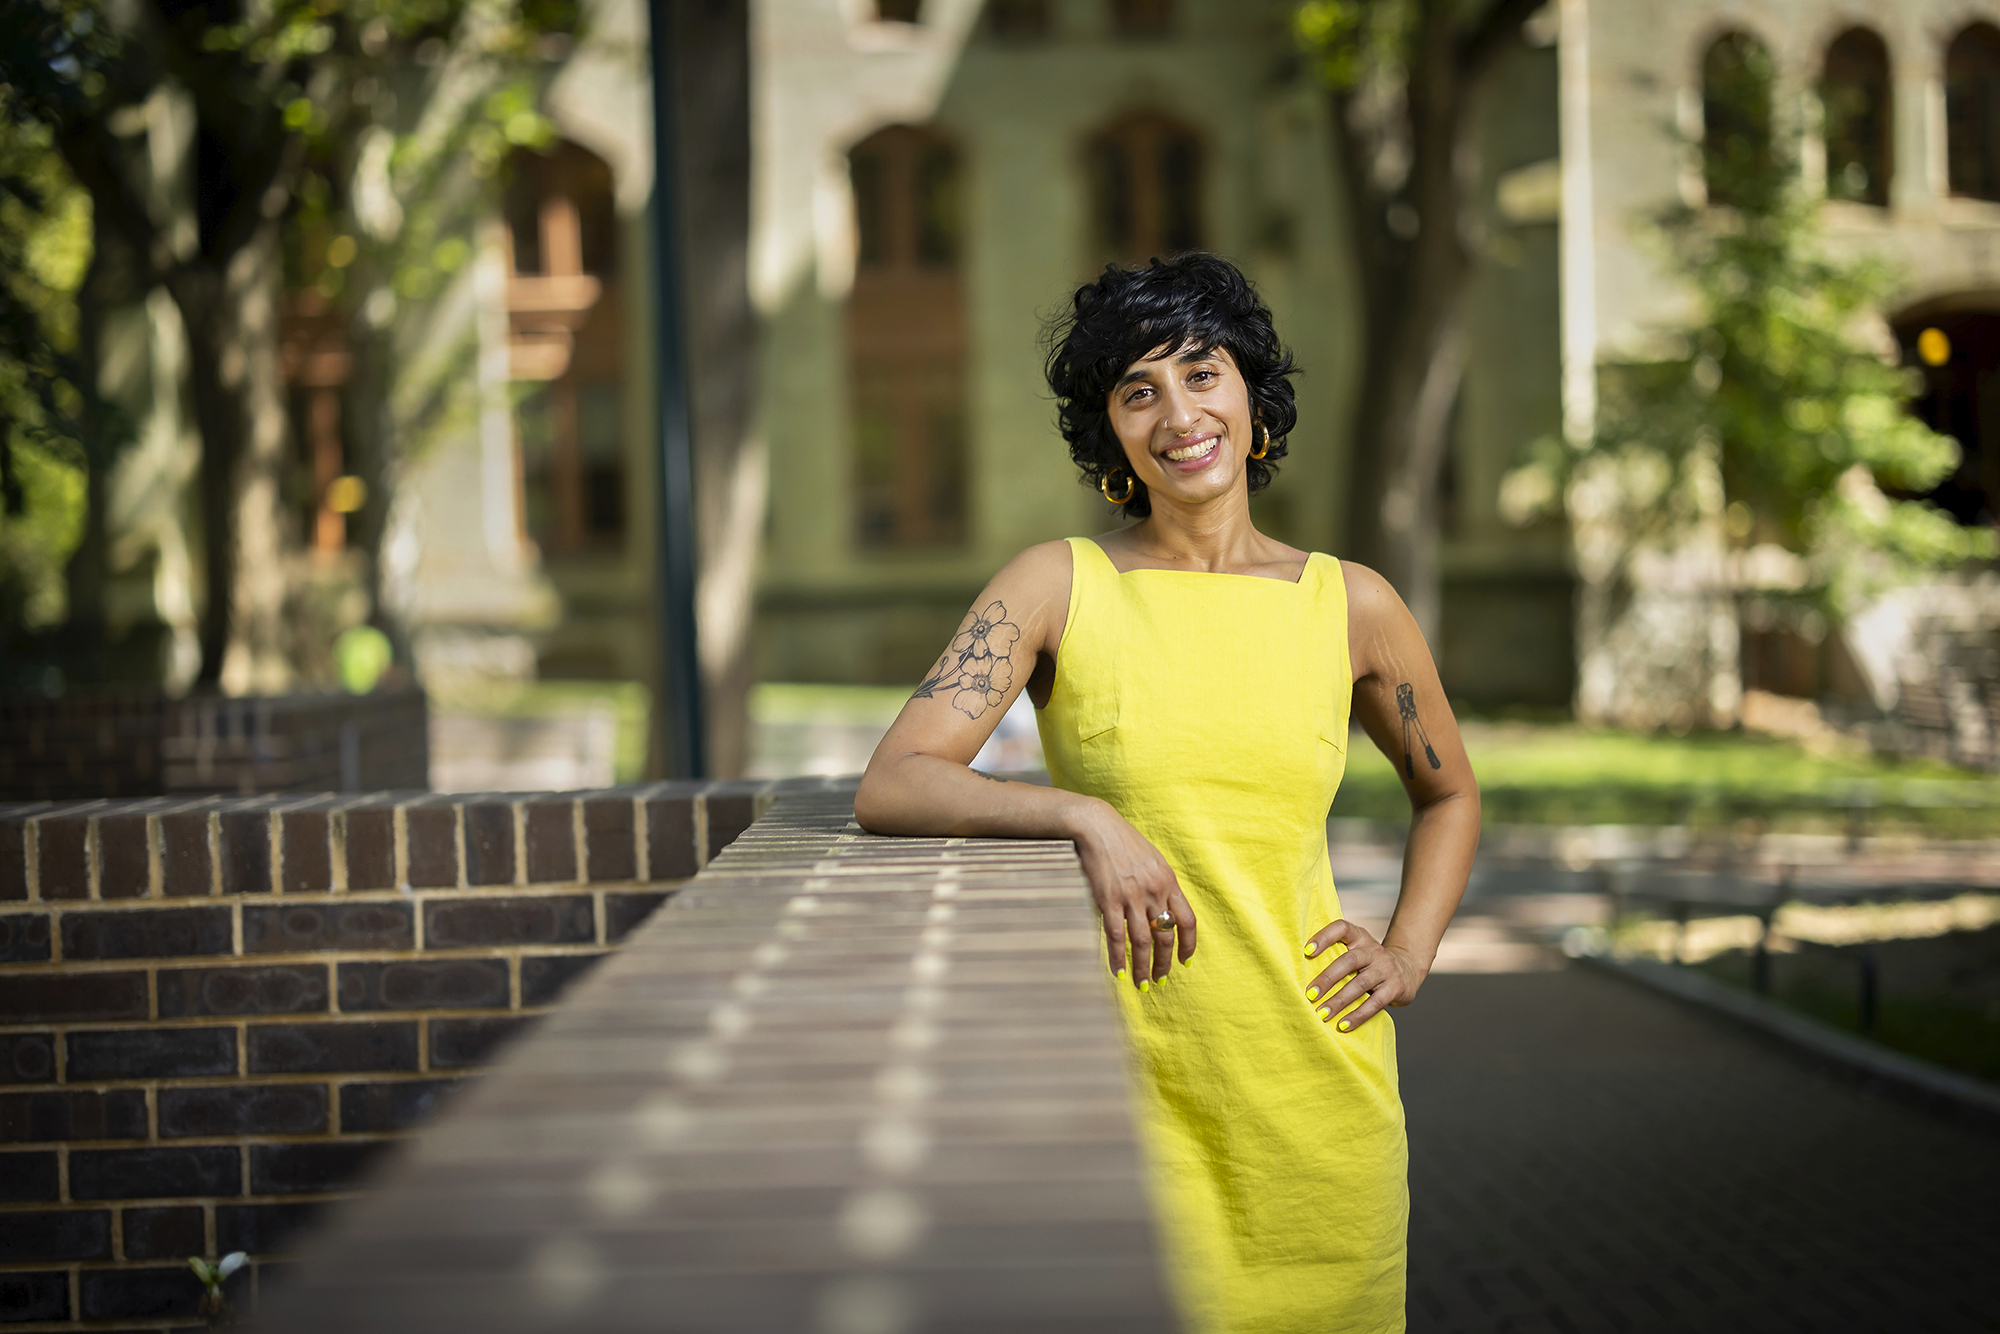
left=1105, top=341, right=1256, bottom=513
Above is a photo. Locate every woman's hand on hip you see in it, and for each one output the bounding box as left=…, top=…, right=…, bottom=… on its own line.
left=1303, top=919, right=1425, bottom=1031
left=1071, top=800, right=1196, bottom=989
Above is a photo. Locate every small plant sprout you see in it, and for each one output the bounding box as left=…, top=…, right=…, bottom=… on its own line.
left=188, top=1252, right=245, bottom=1325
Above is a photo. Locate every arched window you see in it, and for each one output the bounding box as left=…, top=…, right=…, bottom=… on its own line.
left=1947, top=24, right=2000, bottom=201
left=1088, top=112, right=1203, bottom=263
left=1702, top=31, right=1776, bottom=208
left=504, top=141, right=626, bottom=556
left=1821, top=28, right=1891, bottom=206
left=846, top=125, right=967, bottom=549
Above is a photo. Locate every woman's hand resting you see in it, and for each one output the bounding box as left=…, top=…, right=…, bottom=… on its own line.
left=1303, top=919, right=1426, bottom=1031
left=1072, top=799, right=1196, bottom=990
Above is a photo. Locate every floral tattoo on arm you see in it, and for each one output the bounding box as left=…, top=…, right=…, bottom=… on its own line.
left=913, top=601, right=1021, bottom=720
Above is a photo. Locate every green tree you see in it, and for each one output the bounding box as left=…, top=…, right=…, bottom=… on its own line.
left=0, top=0, right=573, bottom=689
left=1504, top=36, right=1991, bottom=724
left=1294, top=0, right=1547, bottom=634
left=0, top=104, right=98, bottom=687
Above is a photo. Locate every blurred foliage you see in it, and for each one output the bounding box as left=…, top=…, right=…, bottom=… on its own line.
left=1503, top=31, right=1993, bottom=614
left=0, top=0, right=581, bottom=682
left=0, top=109, right=93, bottom=677
left=1293, top=0, right=1414, bottom=92
left=1333, top=720, right=2000, bottom=835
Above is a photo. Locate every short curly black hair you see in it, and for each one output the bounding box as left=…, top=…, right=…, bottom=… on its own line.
left=1042, top=252, right=1298, bottom=519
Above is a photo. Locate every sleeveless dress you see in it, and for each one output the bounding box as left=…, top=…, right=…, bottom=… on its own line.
left=1034, top=537, right=1407, bottom=1334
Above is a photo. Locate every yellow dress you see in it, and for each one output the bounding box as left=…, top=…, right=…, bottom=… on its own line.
left=1035, top=537, right=1407, bottom=1334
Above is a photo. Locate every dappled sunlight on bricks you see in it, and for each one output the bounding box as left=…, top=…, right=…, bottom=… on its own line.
left=256, top=787, right=1174, bottom=1333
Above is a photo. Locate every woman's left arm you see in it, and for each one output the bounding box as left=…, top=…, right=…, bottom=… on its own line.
left=1303, top=562, right=1481, bottom=1031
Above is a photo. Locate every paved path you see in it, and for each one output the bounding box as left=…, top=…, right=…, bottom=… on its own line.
left=1397, top=966, right=2000, bottom=1334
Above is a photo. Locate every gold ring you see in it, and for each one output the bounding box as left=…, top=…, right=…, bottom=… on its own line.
left=1151, top=911, right=1175, bottom=932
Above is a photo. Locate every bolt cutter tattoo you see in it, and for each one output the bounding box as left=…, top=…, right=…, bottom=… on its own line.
left=1397, top=682, right=1440, bottom=780
left=913, top=601, right=1022, bottom=720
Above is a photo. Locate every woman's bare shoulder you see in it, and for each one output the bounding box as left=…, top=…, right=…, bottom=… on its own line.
left=1000, top=538, right=1076, bottom=580
left=1338, top=559, right=1401, bottom=617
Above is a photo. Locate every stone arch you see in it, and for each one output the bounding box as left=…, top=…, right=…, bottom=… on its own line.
left=845, top=124, right=968, bottom=549
left=1946, top=22, right=2000, bottom=201
left=502, top=139, right=626, bottom=556
left=1084, top=110, right=1204, bottom=265
left=1888, top=296, right=2000, bottom=528
left=1821, top=27, right=1892, bottom=206
left=1701, top=29, right=1777, bottom=209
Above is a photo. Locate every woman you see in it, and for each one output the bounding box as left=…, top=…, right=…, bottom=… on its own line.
left=854, top=253, right=1480, bottom=1333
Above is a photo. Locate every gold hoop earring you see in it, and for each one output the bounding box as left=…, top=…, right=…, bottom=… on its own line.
left=1249, top=422, right=1270, bottom=461
left=1100, top=470, right=1136, bottom=504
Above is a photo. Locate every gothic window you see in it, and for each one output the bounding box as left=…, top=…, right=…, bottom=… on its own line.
left=1088, top=112, right=1203, bottom=264
left=1111, top=0, right=1173, bottom=38
left=1702, top=30, right=1775, bottom=209
left=504, top=140, right=626, bottom=556
left=1947, top=24, right=2000, bottom=202
left=847, top=125, right=968, bottom=549
left=1821, top=28, right=1891, bottom=206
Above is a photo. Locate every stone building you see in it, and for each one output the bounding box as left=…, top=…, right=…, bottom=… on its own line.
left=92, top=0, right=2000, bottom=762
left=1559, top=0, right=2000, bottom=737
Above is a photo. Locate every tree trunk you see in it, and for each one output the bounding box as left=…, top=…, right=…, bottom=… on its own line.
left=340, top=297, right=411, bottom=664
left=172, top=219, right=298, bottom=692
left=1328, top=0, right=1537, bottom=642
left=673, top=0, right=760, bottom=778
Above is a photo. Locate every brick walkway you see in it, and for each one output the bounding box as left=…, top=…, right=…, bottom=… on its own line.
left=1398, top=966, right=2000, bottom=1334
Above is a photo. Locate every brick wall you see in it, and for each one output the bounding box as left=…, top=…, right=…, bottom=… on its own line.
left=0, top=691, right=430, bottom=802
left=0, top=779, right=788, bottom=1330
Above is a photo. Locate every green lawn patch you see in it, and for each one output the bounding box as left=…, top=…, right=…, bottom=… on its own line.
left=1332, top=721, right=2000, bottom=834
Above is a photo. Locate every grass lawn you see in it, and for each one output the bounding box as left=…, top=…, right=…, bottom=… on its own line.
left=445, top=680, right=2000, bottom=834
left=1692, top=940, right=2000, bottom=1084
left=1333, top=719, right=2000, bottom=834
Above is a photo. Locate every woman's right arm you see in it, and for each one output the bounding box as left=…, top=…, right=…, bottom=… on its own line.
left=854, top=541, right=1196, bottom=986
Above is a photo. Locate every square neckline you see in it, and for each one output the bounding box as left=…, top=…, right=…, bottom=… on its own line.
left=1080, top=536, right=1318, bottom=588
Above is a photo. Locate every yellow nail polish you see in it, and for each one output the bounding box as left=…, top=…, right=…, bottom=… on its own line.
left=1139, top=980, right=1151, bottom=993
left=1304, top=943, right=1318, bottom=957
left=1338, top=1020, right=1351, bottom=1032
left=1305, top=987, right=1320, bottom=1001
left=1317, top=1007, right=1330, bottom=1021
left=1115, top=968, right=1127, bottom=980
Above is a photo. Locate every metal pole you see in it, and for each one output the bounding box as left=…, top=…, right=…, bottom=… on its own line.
left=646, top=0, right=706, bottom=780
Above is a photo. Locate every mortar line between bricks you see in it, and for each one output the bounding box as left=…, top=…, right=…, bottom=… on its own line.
left=24, top=816, right=39, bottom=902
left=0, top=998, right=594, bottom=1042
left=265, top=810, right=283, bottom=895
left=393, top=803, right=408, bottom=892
left=693, top=792, right=708, bottom=869
left=144, top=814, right=162, bottom=900
left=85, top=813, right=99, bottom=901
left=207, top=810, right=223, bottom=897
left=511, top=801, right=528, bottom=888
left=0, top=1189, right=369, bottom=1215
left=1, top=947, right=609, bottom=1001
